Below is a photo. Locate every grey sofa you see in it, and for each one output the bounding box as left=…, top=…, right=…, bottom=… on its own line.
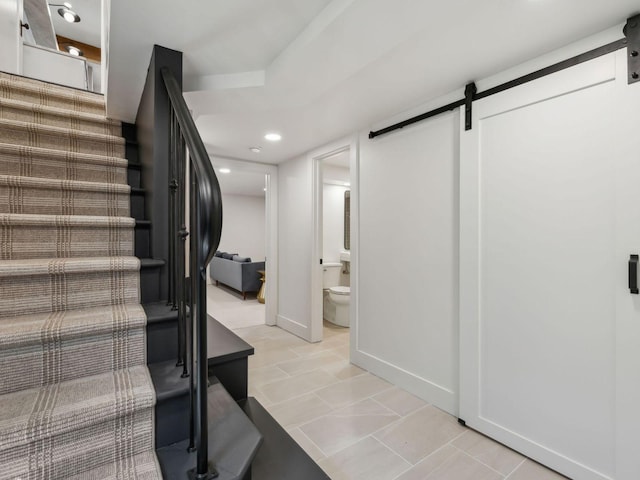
left=209, top=253, right=265, bottom=299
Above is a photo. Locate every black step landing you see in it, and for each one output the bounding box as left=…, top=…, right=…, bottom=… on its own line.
left=149, top=316, right=255, bottom=446
left=207, top=316, right=254, bottom=401
left=156, top=377, right=262, bottom=480
left=240, top=397, right=330, bottom=480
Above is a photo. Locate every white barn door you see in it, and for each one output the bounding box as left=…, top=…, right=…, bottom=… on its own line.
left=459, top=49, right=640, bottom=480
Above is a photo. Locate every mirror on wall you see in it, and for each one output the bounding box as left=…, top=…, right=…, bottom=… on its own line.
left=344, top=190, right=350, bottom=250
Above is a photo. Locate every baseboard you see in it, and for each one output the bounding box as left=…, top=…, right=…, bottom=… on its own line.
left=351, top=348, right=457, bottom=416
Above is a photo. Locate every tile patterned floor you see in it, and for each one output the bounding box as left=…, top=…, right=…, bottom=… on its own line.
left=207, top=285, right=569, bottom=480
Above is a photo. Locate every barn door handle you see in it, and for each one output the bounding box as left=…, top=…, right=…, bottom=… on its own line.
left=629, top=255, right=638, bottom=294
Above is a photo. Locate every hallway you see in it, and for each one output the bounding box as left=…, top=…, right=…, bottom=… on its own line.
left=226, top=320, right=566, bottom=480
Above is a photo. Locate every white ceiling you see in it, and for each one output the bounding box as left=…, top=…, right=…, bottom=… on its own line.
left=213, top=167, right=266, bottom=198
left=108, top=0, right=640, bottom=165
left=51, top=0, right=101, bottom=48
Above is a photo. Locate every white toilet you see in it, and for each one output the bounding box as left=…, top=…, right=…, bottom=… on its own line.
left=322, top=263, right=350, bottom=327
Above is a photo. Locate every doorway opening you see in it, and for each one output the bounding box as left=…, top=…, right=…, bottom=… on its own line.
left=206, top=157, right=278, bottom=330
left=311, top=138, right=357, bottom=353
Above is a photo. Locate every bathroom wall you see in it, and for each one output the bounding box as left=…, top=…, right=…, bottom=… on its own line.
left=217, top=193, right=266, bottom=261
left=322, top=164, right=349, bottom=265
left=323, top=183, right=347, bottom=264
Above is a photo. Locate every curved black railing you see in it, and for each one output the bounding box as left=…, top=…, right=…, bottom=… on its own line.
left=161, top=66, right=223, bottom=479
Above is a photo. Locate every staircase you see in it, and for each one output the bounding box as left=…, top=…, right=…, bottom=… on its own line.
left=0, top=68, right=331, bottom=480
left=0, top=72, right=163, bottom=479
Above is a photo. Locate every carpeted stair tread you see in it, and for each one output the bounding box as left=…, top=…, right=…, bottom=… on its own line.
left=0, top=96, right=120, bottom=135
left=0, top=73, right=104, bottom=115
left=0, top=174, right=130, bottom=193
left=0, top=174, right=130, bottom=216
left=64, top=451, right=162, bottom=480
left=0, top=409, right=155, bottom=480
left=0, top=213, right=135, bottom=259
left=0, top=380, right=156, bottom=480
left=0, top=257, right=141, bottom=318
left=0, top=304, right=147, bottom=394
left=0, top=365, right=154, bottom=450
left=0, top=255, right=140, bottom=277
left=0, top=118, right=125, bottom=157
left=0, top=212, right=135, bottom=227
left=0, top=72, right=162, bottom=478
left=0, top=303, right=146, bottom=349
left=0, top=142, right=128, bottom=184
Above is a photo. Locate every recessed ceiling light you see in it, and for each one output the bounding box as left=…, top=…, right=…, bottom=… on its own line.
left=264, top=133, right=281, bottom=142
left=249, top=147, right=262, bottom=153
left=263, top=188, right=267, bottom=192
left=63, top=2, right=73, bottom=8
left=65, top=45, right=83, bottom=57
left=58, top=7, right=80, bottom=23
left=219, top=168, right=231, bottom=174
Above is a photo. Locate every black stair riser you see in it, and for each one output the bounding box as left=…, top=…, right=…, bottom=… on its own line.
left=210, top=359, right=249, bottom=402
left=140, top=264, right=163, bottom=303
left=130, top=191, right=145, bottom=220
left=125, top=141, right=139, bottom=164
left=147, top=319, right=179, bottom=364
left=128, top=166, right=141, bottom=189
left=135, top=226, right=151, bottom=258
left=156, top=391, right=190, bottom=448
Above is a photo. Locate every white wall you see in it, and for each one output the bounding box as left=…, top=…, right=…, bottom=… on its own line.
left=323, top=164, right=350, bottom=184
left=277, top=154, right=314, bottom=339
left=217, top=193, right=265, bottom=261
left=274, top=24, right=626, bottom=416
left=323, top=182, right=348, bottom=264
left=0, top=0, right=21, bottom=74
left=22, top=45, right=87, bottom=89
left=353, top=111, right=460, bottom=414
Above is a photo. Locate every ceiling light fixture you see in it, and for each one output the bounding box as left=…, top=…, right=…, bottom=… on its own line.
left=264, top=133, right=281, bottom=142
left=49, top=3, right=81, bottom=23
left=249, top=147, right=262, bottom=153
left=219, top=168, right=231, bottom=174
left=65, top=45, right=83, bottom=57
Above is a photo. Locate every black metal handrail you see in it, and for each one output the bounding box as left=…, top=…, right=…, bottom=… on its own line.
left=161, top=66, right=223, bottom=479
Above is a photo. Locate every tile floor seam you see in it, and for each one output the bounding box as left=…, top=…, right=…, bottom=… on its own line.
left=289, top=396, right=391, bottom=431
left=453, top=445, right=508, bottom=478
left=258, top=378, right=342, bottom=406
left=274, top=364, right=293, bottom=376
left=368, top=396, right=420, bottom=419
left=368, top=407, right=468, bottom=469
left=369, top=432, right=420, bottom=468
left=503, top=458, right=527, bottom=480
left=294, top=425, right=333, bottom=459
left=296, top=409, right=404, bottom=458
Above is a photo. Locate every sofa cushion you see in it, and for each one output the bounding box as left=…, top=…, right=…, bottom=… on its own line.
left=232, top=255, right=251, bottom=263
left=221, top=252, right=237, bottom=260
left=214, top=250, right=223, bottom=257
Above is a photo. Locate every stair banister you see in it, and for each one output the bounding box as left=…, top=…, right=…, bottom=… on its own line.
left=160, top=66, right=223, bottom=479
